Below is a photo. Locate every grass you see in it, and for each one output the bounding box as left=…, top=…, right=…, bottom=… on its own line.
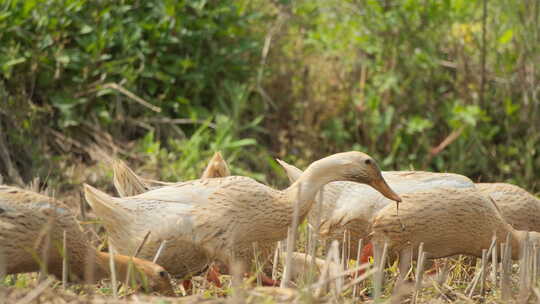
left=2, top=226, right=540, bottom=303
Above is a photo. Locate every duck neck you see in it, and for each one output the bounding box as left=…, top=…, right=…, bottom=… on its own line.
left=285, top=159, right=340, bottom=217
left=93, top=251, right=134, bottom=282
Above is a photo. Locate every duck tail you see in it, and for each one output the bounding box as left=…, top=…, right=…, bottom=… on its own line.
left=112, top=159, right=148, bottom=197
left=201, top=151, right=230, bottom=178
left=83, top=184, right=134, bottom=228
left=275, top=159, right=303, bottom=183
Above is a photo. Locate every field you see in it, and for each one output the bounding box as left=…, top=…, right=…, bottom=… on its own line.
left=2, top=175, right=540, bottom=304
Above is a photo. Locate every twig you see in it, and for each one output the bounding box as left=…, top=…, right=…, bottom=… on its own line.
left=100, top=83, right=161, bottom=113
left=142, top=117, right=216, bottom=129
left=152, top=240, right=167, bottom=264
left=429, top=127, right=464, bottom=157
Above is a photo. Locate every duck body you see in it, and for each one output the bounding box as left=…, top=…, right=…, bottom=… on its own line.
left=368, top=186, right=540, bottom=283
left=371, top=186, right=540, bottom=263
left=476, top=183, right=540, bottom=232
left=0, top=186, right=88, bottom=278
left=277, top=159, right=474, bottom=258
left=86, top=176, right=299, bottom=278
left=86, top=151, right=402, bottom=280
left=0, top=185, right=174, bottom=295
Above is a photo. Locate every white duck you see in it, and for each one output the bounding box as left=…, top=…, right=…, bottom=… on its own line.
left=276, top=159, right=475, bottom=258
left=84, top=152, right=402, bottom=281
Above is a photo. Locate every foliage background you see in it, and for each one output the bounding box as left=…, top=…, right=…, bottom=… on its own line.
left=0, top=0, right=538, bottom=194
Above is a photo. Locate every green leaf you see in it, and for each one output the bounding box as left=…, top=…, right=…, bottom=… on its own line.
left=498, top=29, right=513, bottom=45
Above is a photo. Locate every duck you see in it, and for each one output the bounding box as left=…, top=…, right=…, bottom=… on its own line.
left=111, top=152, right=237, bottom=287
left=276, top=159, right=474, bottom=258
left=113, top=152, right=230, bottom=197
left=83, top=151, right=402, bottom=284
left=0, top=185, right=174, bottom=295
left=476, top=183, right=540, bottom=232
left=370, top=186, right=540, bottom=280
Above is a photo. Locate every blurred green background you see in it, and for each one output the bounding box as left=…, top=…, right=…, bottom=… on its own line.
left=0, top=0, right=538, bottom=193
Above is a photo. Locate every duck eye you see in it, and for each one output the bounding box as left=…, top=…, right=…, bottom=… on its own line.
left=158, top=270, right=167, bottom=278
left=364, top=159, right=371, bottom=165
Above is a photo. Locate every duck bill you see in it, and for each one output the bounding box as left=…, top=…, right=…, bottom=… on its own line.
left=369, top=178, right=402, bottom=202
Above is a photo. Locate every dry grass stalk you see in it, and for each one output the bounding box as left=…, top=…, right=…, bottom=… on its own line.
left=346, top=232, right=351, bottom=269
left=252, top=242, right=262, bottom=286
left=341, top=230, right=347, bottom=271
left=231, top=261, right=245, bottom=304
left=271, top=241, right=280, bottom=281
left=518, top=234, right=532, bottom=300
left=307, top=187, right=324, bottom=287
left=352, top=239, right=363, bottom=299
left=342, top=266, right=378, bottom=292
left=500, top=242, right=505, bottom=274
left=429, top=277, right=453, bottom=303
left=79, top=195, right=87, bottom=221
left=492, top=237, right=498, bottom=284
left=409, top=242, right=424, bottom=289
left=373, top=242, right=388, bottom=301
left=465, top=237, right=496, bottom=297
left=314, top=240, right=340, bottom=297
left=108, top=244, right=118, bottom=298
left=311, top=260, right=370, bottom=290
left=124, top=231, right=151, bottom=289
left=37, top=218, right=53, bottom=282
left=501, top=234, right=512, bottom=301
left=389, top=280, right=415, bottom=304
left=412, top=251, right=427, bottom=304
left=152, top=240, right=167, bottom=263
left=533, top=245, right=539, bottom=285
left=280, top=182, right=301, bottom=288
left=62, top=230, right=68, bottom=289
left=464, top=263, right=480, bottom=296
left=435, top=259, right=450, bottom=286
left=480, top=249, right=487, bottom=296
left=15, top=276, right=55, bottom=304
